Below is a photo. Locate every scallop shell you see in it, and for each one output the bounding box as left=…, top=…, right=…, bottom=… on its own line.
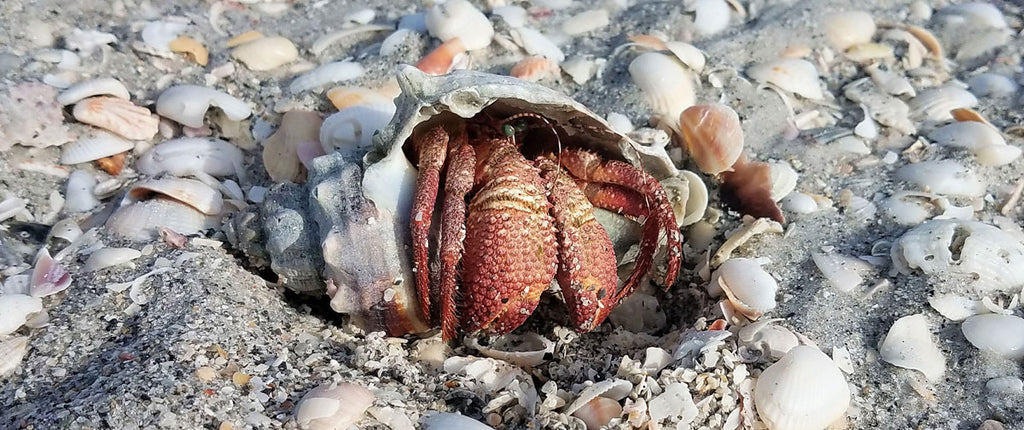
left=156, top=85, right=251, bottom=128
left=909, top=85, right=979, bottom=122
left=106, top=197, right=220, bottom=241
left=879, top=313, right=946, bottom=382
left=288, top=61, right=365, bottom=94
left=57, top=77, right=130, bottom=106
left=0, top=294, right=43, bottom=336
left=73, top=97, right=159, bottom=141
left=753, top=346, right=851, bottom=430
left=61, top=133, right=134, bottom=165
left=0, top=336, right=30, bottom=378
left=295, top=382, right=375, bottom=430
left=896, top=160, right=984, bottom=197
left=129, top=177, right=224, bottom=215
left=747, top=59, right=824, bottom=100
left=961, top=314, right=1024, bottom=360
left=136, top=137, right=245, bottom=179
left=425, top=0, right=494, bottom=51
left=83, top=247, right=142, bottom=272
left=822, top=11, right=876, bottom=51
left=230, top=36, right=298, bottom=71
left=629, top=52, right=696, bottom=131
left=708, top=257, right=777, bottom=320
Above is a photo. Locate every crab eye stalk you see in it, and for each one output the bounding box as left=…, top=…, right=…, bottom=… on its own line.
left=502, top=123, right=516, bottom=137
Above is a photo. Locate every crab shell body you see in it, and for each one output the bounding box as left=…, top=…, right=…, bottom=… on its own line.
left=260, top=66, right=697, bottom=337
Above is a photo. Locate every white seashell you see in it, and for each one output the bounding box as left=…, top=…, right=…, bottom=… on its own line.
left=708, top=258, right=777, bottom=320
left=811, top=252, right=872, bottom=293
left=865, top=65, right=915, bottom=97
left=156, top=85, right=251, bottom=128
left=895, top=160, right=985, bottom=197
left=891, top=220, right=1024, bottom=295
left=753, top=346, right=851, bottom=430
left=560, top=57, right=602, bottom=85
left=57, top=78, right=130, bottom=106
left=492, top=6, right=528, bottom=29
left=129, top=177, right=224, bottom=215
left=881, top=191, right=939, bottom=225
left=928, top=121, right=1004, bottom=149
left=30, top=247, right=71, bottom=298
left=73, top=97, right=159, bottom=141
left=747, top=59, right=824, bottom=100
left=263, top=110, right=323, bottom=183
left=967, top=73, right=1018, bottom=98
left=141, top=20, right=188, bottom=54
left=61, top=133, right=134, bottom=165
left=781, top=192, right=818, bottom=214
left=295, top=382, right=376, bottom=430
left=0, top=336, right=30, bottom=378
left=425, top=0, right=494, bottom=51
left=563, top=378, right=632, bottom=416
left=661, top=171, right=707, bottom=227
left=561, top=10, right=610, bottom=36
left=288, top=61, right=366, bottom=94
left=605, top=113, right=634, bottom=135
left=928, top=294, right=985, bottom=321
left=909, top=85, right=979, bottom=122
left=987, top=377, right=1023, bottom=395
left=63, top=170, right=101, bottom=214
left=843, top=78, right=916, bottom=135
left=0, top=294, right=43, bottom=336
left=106, top=198, right=219, bottom=241
left=879, top=314, right=946, bottom=382
left=690, top=0, right=731, bottom=35
left=739, top=319, right=799, bottom=361
left=511, top=27, right=565, bottom=62
left=465, top=333, right=555, bottom=368
left=50, top=218, right=83, bottom=242
left=976, top=144, right=1021, bottom=167
left=642, top=347, right=673, bottom=374
left=345, top=8, right=376, bottom=25
left=136, top=137, right=245, bottom=178
left=854, top=106, right=879, bottom=140
left=230, top=36, right=299, bottom=71
left=573, top=396, right=624, bottom=429
left=311, top=24, right=394, bottom=57
left=665, top=41, right=706, bottom=73
left=647, top=382, right=698, bottom=425
left=320, top=103, right=397, bottom=157
left=422, top=413, right=493, bottom=430
left=769, top=162, right=798, bottom=202
left=83, top=247, right=142, bottom=272
left=822, top=11, right=876, bottom=51
left=938, top=2, right=1008, bottom=29
left=379, top=29, right=414, bottom=56
left=961, top=314, right=1024, bottom=360
left=629, top=52, right=696, bottom=129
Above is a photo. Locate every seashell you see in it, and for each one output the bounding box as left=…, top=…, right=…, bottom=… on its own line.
left=927, top=121, right=1018, bottom=166
left=83, top=247, right=142, bottom=272
left=511, top=27, right=565, bottom=62
left=30, top=248, right=71, bottom=297
left=879, top=313, right=946, bottom=382
left=319, top=104, right=396, bottom=157
left=843, top=78, right=915, bottom=135
left=896, top=160, right=984, bottom=197
left=708, top=257, right=777, bottom=320
left=665, top=41, right=706, bottom=73
left=648, top=382, right=698, bottom=425
left=425, top=0, right=493, bottom=51
left=690, top=0, right=731, bottom=35
left=263, top=110, right=323, bottom=183
left=64, top=170, right=100, bottom=213
left=50, top=218, right=83, bottom=243
left=909, top=85, right=978, bottom=122
left=563, top=378, right=632, bottom=416
left=662, top=171, right=707, bottom=227
left=720, top=156, right=786, bottom=224
left=561, top=10, right=610, bottom=36
left=560, top=57, right=602, bottom=85
left=865, top=64, right=915, bottom=97
left=140, top=20, right=188, bottom=55
left=679, top=104, right=744, bottom=175
left=416, top=38, right=467, bottom=75
left=738, top=319, right=799, bottom=361
left=573, top=396, right=623, bottom=430
left=811, top=252, right=872, bottom=293
left=493, top=6, right=528, bottom=29
left=844, top=42, right=895, bottom=62
left=881, top=190, right=940, bottom=225
left=510, top=56, right=560, bottom=82
left=891, top=220, right=1024, bottom=295
left=129, top=177, right=224, bottom=215
left=754, top=346, right=851, bottom=430
left=421, top=413, right=494, bottom=430
left=136, top=137, right=245, bottom=178
left=822, top=11, right=876, bottom=52
left=379, top=28, right=415, bottom=56
left=0, top=336, right=30, bottom=378
left=465, top=333, right=555, bottom=368
left=967, top=73, right=1018, bottom=98
left=310, top=24, right=394, bottom=57
left=230, top=36, right=298, bottom=71
left=928, top=294, right=985, bottom=321
left=747, top=59, right=824, bottom=100
left=0, top=294, right=43, bottom=336
left=168, top=36, right=209, bottom=66
left=226, top=31, right=264, bottom=48
left=73, top=97, right=159, bottom=141
left=345, top=8, right=375, bottom=25
left=781, top=192, right=818, bottom=214
left=769, top=162, right=797, bottom=202
left=156, top=85, right=251, bottom=128
left=61, top=133, right=134, bottom=165
left=295, top=382, right=375, bottom=430
left=107, top=197, right=220, bottom=241
left=57, top=77, right=131, bottom=106
left=975, top=144, right=1021, bottom=167
left=938, top=2, right=1008, bottom=29
left=629, top=52, right=696, bottom=131
left=288, top=61, right=366, bottom=94
left=326, top=86, right=395, bottom=111
left=606, top=113, right=634, bottom=135
left=642, top=347, right=673, bottom=373
left=95, top=152, right=127, bottom=176
left=961, top=314, right=1024, bottom=360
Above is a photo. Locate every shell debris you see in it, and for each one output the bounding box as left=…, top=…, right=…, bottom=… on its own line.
left=156, top=85, right=251, bottom=128
left=425, top=0, right=494, bottom=51
left=72, top=97, right=159, bottom=141
left=168, top=36, right=209, bottom=66
left=879, top=313, right=946, bottom=382
left=230, top=36, right=299, bottom=71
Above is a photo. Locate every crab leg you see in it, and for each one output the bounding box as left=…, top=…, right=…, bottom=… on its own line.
left=438, top=144, right=476, bottom=340
left=410, top=126, right=450, bottom=324
left=556, top=149, right=683, bottom=287
left=536, top=159, right=620, bottom=332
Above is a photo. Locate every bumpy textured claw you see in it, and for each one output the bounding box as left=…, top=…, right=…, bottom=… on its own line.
left=438, top=144, right=476, bottom=340
left=410, top=126, right=450, bottom=324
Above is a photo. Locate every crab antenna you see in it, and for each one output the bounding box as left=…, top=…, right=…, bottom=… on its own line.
left=500, top=112, right=564, bottom=170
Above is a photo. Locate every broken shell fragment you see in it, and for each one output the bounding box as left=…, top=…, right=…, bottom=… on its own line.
left=629, top=52, right=696, bottom=131
left=465, top=333, right=555, bottom=368
left=288, top=61, right=365, bottom=94
left=230, top=36, right=298, bottom=71
left=754, top=346, right=850, bottom=430
left=57, top=77, right=130, bottom=105
left=0, top=336, right=29, bottom=378
left=319, top=104, right=396, bottom=157
left=511, top=27, right=565, bottom=62
left=416, top=37, right=467, bottom=75
left=811, top=252, right=872, bottom=293
left=561, top=10, right=610, bottom=36
left=665, top=41, right=706, bottom=73
left=107, top=197, right=220, bottom=241
left=661, top=171, right=708, bottom=227
left=425, top=0, right=494, bottom=51
left=263, top=110, right=323, bottom=183
left=708, top=258, right=778, bottom=320
left=747, top=59, right=824, bottom=100
left=83, top=247, right=142, bottom=272
left=0, top=294, right=43, bottom=336
left=563, top=378, right=632, bottom=416
left=679, top=103, right=744, bottom=175
left=96, top=153, right=128, bottom=176
left=156, top=85, right=251, bottom=128
left=60, top=133, right=135, bottom=165
left=822, top=11, right=876, bottom=51
left=510, top=56, right=560, bottom=82
left=895, top=160, right=984, bottom=197
left=73, top=97, right=159, bottom=141
left=909, top=85, right=979, bottom=121
left=168, top=36, right=209, bottom=66
left=136, top=137, right=244, bottom=178
left=326, top=86, right=395, bottom=111
left=573, top=397, right=622, bottom=430
left=226, top=31, right=263, bottom=48
left=129, top=177, right=224, bottom=215
left=64, top=170, right=100, bottom=213
left=879, top=313, right=946, bottom=382
left=295, top=382, right=375, bottom=430
left=30, top=247, right=71, bottom=298
left=961, top=314, right=1024, bottom=360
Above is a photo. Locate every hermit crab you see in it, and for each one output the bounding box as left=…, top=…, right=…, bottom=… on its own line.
left=250, top=66, right=706, bottom=339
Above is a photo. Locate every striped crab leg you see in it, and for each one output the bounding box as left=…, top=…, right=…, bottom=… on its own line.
left=410, top=126, right=450, bottom=325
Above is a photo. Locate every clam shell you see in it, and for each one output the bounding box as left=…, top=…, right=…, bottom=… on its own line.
left=106, top=197, right=220, bottom=241
left=156, top=85, right=251, bottom=128
left=679, top=103, right=744, bottom=175
left=822, top=11, right=876, bottom=51
left=961, top=314, right=1024, bottom=360
left=747, top=59, right=824, bottom=100
left=63, top=170, right=100, bottom=213
left=73, top=97, right=158, bottom=141
left=662, top=171, right=707, bottom=227
left=263, top=110, right=323, bottom=183
left=61, top=133, right=135, bottom=165
left=0, top=336, right=30, bottom=378
left=288, top=61, right=365, bottom=94
left=83, top=247, right=142, bottom=272
left=754, top=346, right=850, bottom=430
left=665, top=41, right=706, bottom=73
left=230, top=36, right=298, bottom=71
left=895, top=160, right=984, bottom=197
left=781, top=192, right=818, bottom=214
left=465, top=333, right=555, bottom=368
left=295, top=382, right=375, bottom=430
left=0, top=294, right=42, bottom=336
left=879, top=313, right=946, bottom=382
left=769, top=161, right=798, bottom=202
left=136, top=137, right=245, bottom=178
left=425, top=0, right=494, bottom=51
left=629, top=52, right=696, bottom=130
left=909, top=85, right=978, bottom=121
left=573, top=396, right=623, bottom=429
left=57, top=77, right=130, bottom=106
left=563, top=378, right=632, bottom=416
left=709, top=258, right=777, bottom=320
left=129, top=177, right=224, bottom=215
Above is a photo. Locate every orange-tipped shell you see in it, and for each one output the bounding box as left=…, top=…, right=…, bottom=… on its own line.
left=627, top=34, right=667, bottom=50
left=509, top=56, right=559, bottom=82
left=416, top=37, right=466, bottom=75
left=95, top=152, right=127, bottom=176
left=679, top=103, right=744, bottom=175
